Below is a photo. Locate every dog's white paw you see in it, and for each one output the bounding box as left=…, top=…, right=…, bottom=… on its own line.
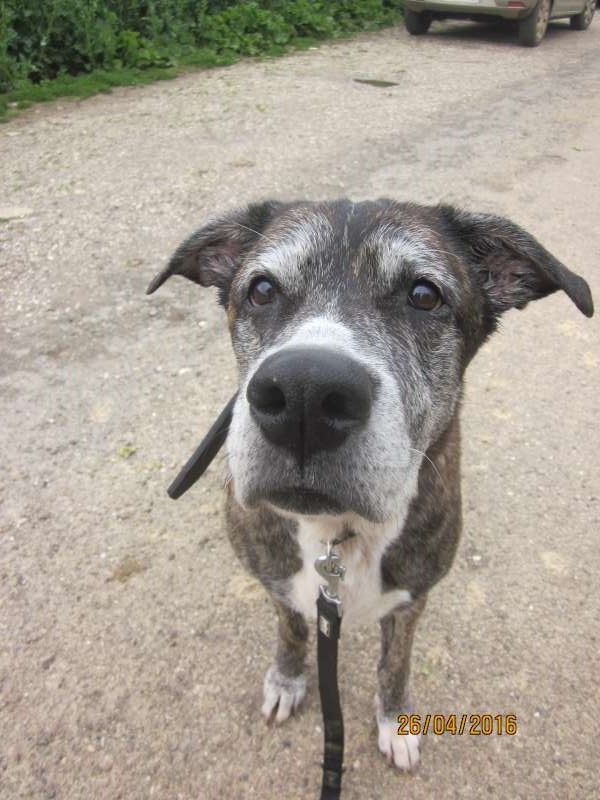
left=261, top=665, right=307, bottom=724
left=375, top=695, right=421, bottom=771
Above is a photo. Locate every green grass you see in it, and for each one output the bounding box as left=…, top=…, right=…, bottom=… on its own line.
left=0, top=21, right=401, bottom=124
left=0, top=48, right=238, bottom=123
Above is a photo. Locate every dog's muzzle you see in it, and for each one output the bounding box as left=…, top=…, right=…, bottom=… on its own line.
left=246, top=346, right=374, bottom=465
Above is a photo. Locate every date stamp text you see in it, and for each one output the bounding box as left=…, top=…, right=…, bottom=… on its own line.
left=397, top=713, right=517, bottom=736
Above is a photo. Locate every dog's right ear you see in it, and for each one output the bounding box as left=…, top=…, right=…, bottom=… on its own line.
left=146, top=201, right=282, bottom=305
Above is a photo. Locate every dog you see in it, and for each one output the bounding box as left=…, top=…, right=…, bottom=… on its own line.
left=147, top=199, right=593, bottom=771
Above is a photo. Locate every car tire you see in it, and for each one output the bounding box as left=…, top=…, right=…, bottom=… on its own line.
left=518, top=0, right=551, bottom=45
left=404, top=9, right=433, bottom=35
left=570, top=0, right=595, bottom=29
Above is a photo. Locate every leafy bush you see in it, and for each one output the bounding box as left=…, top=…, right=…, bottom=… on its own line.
left=1, top=1, right=401, bottom=94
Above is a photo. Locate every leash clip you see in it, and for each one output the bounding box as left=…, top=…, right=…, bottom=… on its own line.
left=314, top=540, right=345, bottom=618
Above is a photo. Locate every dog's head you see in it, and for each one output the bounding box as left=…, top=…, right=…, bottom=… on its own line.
left=148, top=200, right=593, bottom=524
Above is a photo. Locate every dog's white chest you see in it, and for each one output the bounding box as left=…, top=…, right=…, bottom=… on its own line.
left=285, top=519, right=411, bottom=625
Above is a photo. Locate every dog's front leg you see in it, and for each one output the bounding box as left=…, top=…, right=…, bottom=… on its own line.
left=261, top=600, right=308, bottom=724
left=376, top=594, right=427, bottom=771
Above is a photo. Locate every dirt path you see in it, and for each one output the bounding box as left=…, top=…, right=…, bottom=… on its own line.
left=1, top=19, right=599, bottom=800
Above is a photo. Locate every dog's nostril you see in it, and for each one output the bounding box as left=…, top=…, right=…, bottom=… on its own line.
left=250, top=382, right=286, bottom=415
left=322, top=385, right=372, bottom=424
left=322, top=391, right=352, bottom=420
left=263, top=385, right=286, bottom=414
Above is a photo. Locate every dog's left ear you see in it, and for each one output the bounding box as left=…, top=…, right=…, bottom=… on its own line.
left=441, top=207, right=594, bottom=320
left=146, top=201, right=283, bottom=304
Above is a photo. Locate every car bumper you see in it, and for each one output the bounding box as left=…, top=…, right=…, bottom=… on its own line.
left=404, top=0, right=535, bottom=19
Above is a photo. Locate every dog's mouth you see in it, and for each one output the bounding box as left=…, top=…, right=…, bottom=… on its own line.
left=253, top=486, right=346, bottom=517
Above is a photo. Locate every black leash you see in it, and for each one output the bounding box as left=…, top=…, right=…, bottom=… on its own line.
left=164, top=396, right=348, bottom=799
left=166, top=393, right=237, bottom=499
left=316, top=594, right=344, bottom=799
left=315, top=541, right=349, bottom=799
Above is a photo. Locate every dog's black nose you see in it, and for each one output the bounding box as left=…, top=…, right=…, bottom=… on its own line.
left=247, top=347, right=373, bottom=462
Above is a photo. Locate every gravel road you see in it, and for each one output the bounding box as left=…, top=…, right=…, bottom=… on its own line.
left=1, top=18, right=599, bottom=800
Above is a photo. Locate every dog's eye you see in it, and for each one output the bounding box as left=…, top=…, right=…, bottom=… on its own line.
left=248, top=277, right=276, bottom=307
left=408, top=280, right=442, bottom=311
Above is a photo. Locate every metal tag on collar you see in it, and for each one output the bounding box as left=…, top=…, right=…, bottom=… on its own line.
left=314, top=540, right=346, bottom=620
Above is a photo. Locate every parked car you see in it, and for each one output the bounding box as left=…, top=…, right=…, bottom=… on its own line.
left=403, top=0, right=596, bottom=45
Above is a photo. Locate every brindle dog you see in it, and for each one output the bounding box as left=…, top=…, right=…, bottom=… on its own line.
left=147, top=200, right=593, bottom=770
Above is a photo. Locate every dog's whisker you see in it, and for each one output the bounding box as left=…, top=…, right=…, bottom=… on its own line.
left=408, top=447, right=448, bottom=492
left=233, top=221, right=278, bottom=245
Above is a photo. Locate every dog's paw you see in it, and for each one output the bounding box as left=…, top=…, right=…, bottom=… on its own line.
left=261, top=664, right=306, bottom=725
left=375, top=695, right=421, bottom=771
